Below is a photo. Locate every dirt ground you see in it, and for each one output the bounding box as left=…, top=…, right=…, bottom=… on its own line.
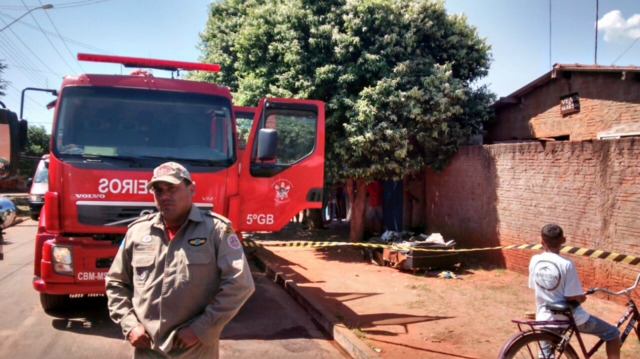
left=246, top=222, right=640, bottom=359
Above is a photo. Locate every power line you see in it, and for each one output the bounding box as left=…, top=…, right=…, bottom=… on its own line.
left=0, top=11, right=113, bottom=54
left=53, top=0, right=112, bottom=9
left=6, top=83, right=54, bottom=121
left=7, top=83, right=53, bottom=112
left=0, top=36, right=48, bottom=87
left=0, top=15, right=60, bottom=80
left=0, top=0, right=110, bottom=10
left=38, top=0, right=85, bottom=73
left=611, top=36, right=640, bottom=65
left=4, top=62, right=62, bottom=76
left=21, top=0, right=77, bottom=73
left=0, top=40, right=46, bottom=87
left=0, top=91, right=50, bottom=122
left=0, top=18, right=50, bottom=86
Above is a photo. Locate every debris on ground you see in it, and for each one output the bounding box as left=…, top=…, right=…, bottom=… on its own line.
left=426, top=270, right=462, bottom=280
left=364, top=231, right=460, bottom=274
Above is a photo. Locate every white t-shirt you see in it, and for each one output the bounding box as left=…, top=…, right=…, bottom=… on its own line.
left=529, top=252, right=590, bottom=326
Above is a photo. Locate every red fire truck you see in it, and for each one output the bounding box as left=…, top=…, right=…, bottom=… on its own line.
left=33, top=54, right=325, bottom=310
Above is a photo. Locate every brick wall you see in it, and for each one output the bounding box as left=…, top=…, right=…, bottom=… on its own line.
left=426, top=138, right=640, bottom=296
left=487, top=72, right=640, bottom=142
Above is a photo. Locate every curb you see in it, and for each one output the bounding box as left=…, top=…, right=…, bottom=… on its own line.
left=251, top=251, right=383, bottom=359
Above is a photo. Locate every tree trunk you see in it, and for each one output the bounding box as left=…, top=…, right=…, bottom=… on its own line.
left=347, top=178, right=368, bottom=242
left=305, top=208, right=325, bottom=230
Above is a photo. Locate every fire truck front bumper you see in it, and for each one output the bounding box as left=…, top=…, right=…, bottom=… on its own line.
left=33, top=276, right=107, bottom=295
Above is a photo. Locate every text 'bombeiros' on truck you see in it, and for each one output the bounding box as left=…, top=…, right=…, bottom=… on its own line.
left=28, top=53, right=325, bottom=311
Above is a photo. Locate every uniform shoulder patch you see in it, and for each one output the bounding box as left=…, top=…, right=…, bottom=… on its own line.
left=128, top=213, right=156, bottom=228
left=227, top=234, right=242, bottom=250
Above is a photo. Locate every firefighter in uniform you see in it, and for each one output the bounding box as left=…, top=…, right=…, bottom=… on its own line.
left=106, top=162, right=255, bottom=358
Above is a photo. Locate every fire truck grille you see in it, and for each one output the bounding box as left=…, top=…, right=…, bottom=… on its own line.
left=77, top=204, right=156, bottom=227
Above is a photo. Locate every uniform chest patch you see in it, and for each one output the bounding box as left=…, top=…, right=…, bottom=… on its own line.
left=141, top=235, right=152, bottom=243
left=227, top=234, right=242, bottom=250
left=134, top=244, right=156, bottom=252
left=136, top=268, right=148, bottom=281
left=188, top=238, right=207, bottom=246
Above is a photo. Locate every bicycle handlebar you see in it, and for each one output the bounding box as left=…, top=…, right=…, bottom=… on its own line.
left=585, top=273, right=640, bottom=298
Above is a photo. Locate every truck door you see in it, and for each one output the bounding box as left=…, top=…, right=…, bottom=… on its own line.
left=232, top=98, right=324, bottom=231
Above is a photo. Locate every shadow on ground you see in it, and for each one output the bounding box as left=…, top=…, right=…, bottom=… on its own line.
left=46, top=295, right=123, bottom=340
left=248, top=222, right=460, bottom=342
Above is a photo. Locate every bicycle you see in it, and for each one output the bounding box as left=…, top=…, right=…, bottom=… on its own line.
left=498, top=273, right=640, bottom=359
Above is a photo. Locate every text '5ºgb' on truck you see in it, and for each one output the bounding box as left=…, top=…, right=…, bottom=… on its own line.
left=31, top=54, right=325, bottom=310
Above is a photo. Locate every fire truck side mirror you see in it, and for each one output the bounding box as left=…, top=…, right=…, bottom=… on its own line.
left=0, top=108, right=28, bottom=180
left=257, top=128, right=278, bottom=161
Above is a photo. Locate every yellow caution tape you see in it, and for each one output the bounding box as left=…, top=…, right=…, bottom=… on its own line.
left=242, top=240, right=640, bottom=266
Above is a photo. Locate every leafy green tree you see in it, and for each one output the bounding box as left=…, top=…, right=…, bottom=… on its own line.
left=236, top=118, right=252, bottom=149
left=196, top=0, right=495, bottom=240
left=272, top=116, right=315, bottom=164
left=19, top=126, right=50, bottom=180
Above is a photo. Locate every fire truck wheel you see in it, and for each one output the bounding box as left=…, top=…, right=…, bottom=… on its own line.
left=40, top=293, right=69, bottom=311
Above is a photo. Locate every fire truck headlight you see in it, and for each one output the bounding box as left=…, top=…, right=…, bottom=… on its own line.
left=52, top=246, right=73, bottom=275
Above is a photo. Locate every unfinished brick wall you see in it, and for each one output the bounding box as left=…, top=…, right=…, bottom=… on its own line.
left=487, top=72, right=640, bottom=142
left=426, top=138, right=640, bottom=294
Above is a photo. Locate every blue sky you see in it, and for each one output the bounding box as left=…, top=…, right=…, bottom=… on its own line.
left=0, top=0, right=638, bottom=133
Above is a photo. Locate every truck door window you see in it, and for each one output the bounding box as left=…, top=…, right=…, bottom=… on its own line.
left=250, top=108, right=317, bottom=176
left=235, top=111, right=254, bottom=150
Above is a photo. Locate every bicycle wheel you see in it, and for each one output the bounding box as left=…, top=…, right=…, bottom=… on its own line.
left=502, top=332, right=579, bottom=359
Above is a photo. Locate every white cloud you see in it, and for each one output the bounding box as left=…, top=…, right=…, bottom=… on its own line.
left=597, top=10, right=640, bottom=42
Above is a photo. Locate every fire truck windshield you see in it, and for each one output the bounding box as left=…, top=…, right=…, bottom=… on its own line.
left=53, top=86, right=234, bottom=166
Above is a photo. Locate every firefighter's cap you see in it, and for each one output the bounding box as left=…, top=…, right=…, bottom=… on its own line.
left=146, top=162, right=192, bottom=190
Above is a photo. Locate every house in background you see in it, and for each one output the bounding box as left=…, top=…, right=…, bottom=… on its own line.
left=424, top=63, right=640, bottom=294
left=486, top=64, right=640, bottom=144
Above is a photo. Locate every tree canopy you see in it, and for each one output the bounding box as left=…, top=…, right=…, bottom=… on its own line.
left=195, top=0, right=495, bottom=182
left=19, top=125, right=49, bottom=179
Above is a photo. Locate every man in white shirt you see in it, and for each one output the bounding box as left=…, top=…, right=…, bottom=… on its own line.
left=529, top=224, right=620, bottom=359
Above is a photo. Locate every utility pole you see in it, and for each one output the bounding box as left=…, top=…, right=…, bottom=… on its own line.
left=595, top=0, right=599, bottom=64
left=549, top=0, right=552, bottom=70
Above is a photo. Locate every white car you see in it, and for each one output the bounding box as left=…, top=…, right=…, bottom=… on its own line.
left=28, top=155, right=49, bottom=221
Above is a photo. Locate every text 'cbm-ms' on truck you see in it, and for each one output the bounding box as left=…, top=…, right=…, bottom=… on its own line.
left=29, top=54, right=325, bottom=310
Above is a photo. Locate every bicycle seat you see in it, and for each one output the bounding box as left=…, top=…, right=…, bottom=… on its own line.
left=546, top=300, right=580, bottom=314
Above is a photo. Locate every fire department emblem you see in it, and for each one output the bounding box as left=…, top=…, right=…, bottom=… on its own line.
left=227, top=234, right=242, bottom=250
left=273, top=179, right=293, bottom=202
left=155, top=165, right=172, bottom=176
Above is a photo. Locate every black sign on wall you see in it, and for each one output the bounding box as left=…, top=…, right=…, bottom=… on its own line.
left=560, top=92, right=580, bottom=115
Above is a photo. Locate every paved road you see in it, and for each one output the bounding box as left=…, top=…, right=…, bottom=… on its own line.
left=0, top=220, right=347, bottom=359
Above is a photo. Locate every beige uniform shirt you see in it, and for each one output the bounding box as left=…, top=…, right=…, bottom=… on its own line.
left=106, top=205, right=255, bottom=358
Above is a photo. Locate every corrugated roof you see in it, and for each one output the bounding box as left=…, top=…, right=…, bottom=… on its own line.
left=492, top=63, right=640, bottom=109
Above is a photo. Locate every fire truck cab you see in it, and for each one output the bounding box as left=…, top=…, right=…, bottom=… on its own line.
left=33, top=54, right=325, bottom=310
